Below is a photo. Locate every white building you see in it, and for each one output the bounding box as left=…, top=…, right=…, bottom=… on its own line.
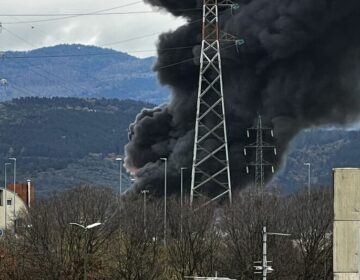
left=333, top=168, right=360, bottom=280
left=0, top=188, right=28, bottom=232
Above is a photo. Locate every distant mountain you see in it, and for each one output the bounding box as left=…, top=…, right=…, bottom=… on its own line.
left=272, top=129, right=360, bottom=192
left=0, top=44, right=169, bottom=104
left=0, top=97, right=153, bottom=194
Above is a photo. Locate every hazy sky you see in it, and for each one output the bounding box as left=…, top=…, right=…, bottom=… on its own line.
left=0, top=0, right=185, bottom=57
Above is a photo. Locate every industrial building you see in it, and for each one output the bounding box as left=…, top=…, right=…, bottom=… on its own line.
left=333, top=168, right=360, bottom=279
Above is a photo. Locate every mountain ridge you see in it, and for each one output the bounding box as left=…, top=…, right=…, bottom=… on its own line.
left=0, top=44, right=168, bottom=104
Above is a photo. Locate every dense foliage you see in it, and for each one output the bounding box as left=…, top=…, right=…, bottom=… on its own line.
left=0, top=97, right=153, bottom=193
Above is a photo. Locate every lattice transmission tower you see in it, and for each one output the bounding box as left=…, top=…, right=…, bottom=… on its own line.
left=244, top=115, right=277, bottom=189
left=190, top=0, right=242, bottom=206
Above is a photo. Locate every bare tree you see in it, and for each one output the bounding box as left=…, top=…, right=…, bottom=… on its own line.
left=0, top=185, right=333, bottom=280
left=286, top=188, right=333, bottom=280
left=107, top=196, right=166, bottom=280
left=3, top=186, right=119, bottom=280
left=221, top=189, right=298, bottom=280
left=166, top=197, right=222, bottom=279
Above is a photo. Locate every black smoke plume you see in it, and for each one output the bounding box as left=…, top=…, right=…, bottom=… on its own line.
left=125, top=0, right=360, bottom=195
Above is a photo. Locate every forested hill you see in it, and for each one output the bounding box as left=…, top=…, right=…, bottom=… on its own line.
left=0, top=97, right=152, bottom=194
left=0, top=97, right=359, bottom=194
left=0, top=44, right=168, bottom=104
left=273, top=128, right=360, bottom=192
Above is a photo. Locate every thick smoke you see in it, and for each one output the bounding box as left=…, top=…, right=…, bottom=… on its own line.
left=125, top=0, right=360, bottom=195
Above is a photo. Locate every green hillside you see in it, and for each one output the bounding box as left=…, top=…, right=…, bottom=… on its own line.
left=0, top=97, right=152, bottom=194
left=0, top=97, right=358, bottom=194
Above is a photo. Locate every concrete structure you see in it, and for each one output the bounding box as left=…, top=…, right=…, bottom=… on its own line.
left=0, top=187, right=27, bottom=232
left=333, top=168, right=360, bottom=279
left=7, top=182, right=35, bottom=208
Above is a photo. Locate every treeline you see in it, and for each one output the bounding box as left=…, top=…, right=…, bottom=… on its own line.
left=0, top=186, right=332, bottom=280
left=0, top=97, right=152, bottom=162
left=0, top=97, right=152, bottom=191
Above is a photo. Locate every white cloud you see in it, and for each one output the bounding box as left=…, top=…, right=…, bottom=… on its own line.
left=0, top=0, right=185, bottom=57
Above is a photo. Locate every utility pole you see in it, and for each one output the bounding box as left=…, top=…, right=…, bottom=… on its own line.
left=69, top=223, right=102, bottom=280
left=141, top=190, right=149, bottom=234
left=4, top=163, right=10, bottom=230
left=9, top=158, right=16, bottom=229
left=244, top=115, right=276, bottom=189
left=191, top=0, right=243, bottom=207
left=160, top=157, right=167, bottom=246
left=304, top=162, right=311, bottom=197
left=180, top=167, right=187, bottom=239
left=115, top=157, right=123, bottom=204
left=254, top=226, right=291, bottom=279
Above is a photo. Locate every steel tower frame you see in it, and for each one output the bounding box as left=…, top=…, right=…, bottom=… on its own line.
left=244, top=115, right=277, bottom=189
left=190, top=0, right=238, bottom=206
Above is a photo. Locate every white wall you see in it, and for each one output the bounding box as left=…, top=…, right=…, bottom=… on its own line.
left=0, top=188, right=27, bottom=231
left=334, top=168, right=360, bottom=279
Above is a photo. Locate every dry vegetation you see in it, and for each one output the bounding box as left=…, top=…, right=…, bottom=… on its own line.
left=0, top=186, right=333, bottom=279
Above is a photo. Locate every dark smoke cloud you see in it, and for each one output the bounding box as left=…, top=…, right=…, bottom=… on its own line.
left=125, top=0, right=360, bottom=195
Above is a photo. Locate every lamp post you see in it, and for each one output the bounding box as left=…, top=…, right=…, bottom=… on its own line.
left=180, top=167, right=187, bottom=239
left=69, top=222, right=102, bottom=280
left=304, top=163, right=311, bottom=197
left=115, top=157, right=123, bottom=205
left=255, top=226, right=291, bottom=280
left=160, top=157, right=167, bottom=246
left=141, top=190, right=149, bottom=234
left=9, top=158, right=16, bottom=227
left=26, top=179, right=31, bottom=208
left=4, top=163, right=10, bottom=230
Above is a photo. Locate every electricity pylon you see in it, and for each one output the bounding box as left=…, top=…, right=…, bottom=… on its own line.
left=244, top=115, right=277, bottom=189
left=190, top=0, right=242, bottom=206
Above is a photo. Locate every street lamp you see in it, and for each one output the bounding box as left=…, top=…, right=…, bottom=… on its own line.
left=254, top=226, right=291, bottom=280
left=115, top=157, right=123, bottom=197
left=9, top=158, right=16, bottom=228
left=4, top=163, right=11, bottom=230
left=69, top=222, right=102, bottom=280
left=180, top=167, right=187, bottom=239
left=160, top=157, right=167, bottom=246
left=304, top=163, right=311, bottom=197
left=141, top=190, right=149, bottom=234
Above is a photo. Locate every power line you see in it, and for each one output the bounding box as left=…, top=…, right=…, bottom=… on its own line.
left=1, top=7, right=200, bottom=17
left=1, top=7, right=201, bottom=25
left=100, top=32, right=160, bottom=47
left=0, top=17, right=237, bottom=90
left=1, top=44, right=238, bottom=71
left=2, top=46, right=196, bottom=59
left=1, top=16, right=107, bottom=94
left=10, top=84, right=39, bottom=96
left=0, top=1, right=144, bottom=25
left=0, top=18, right=202, bottom=59
left=99, top=18, right=201, bottom=47
left=1, top=17, right=201, bottom=53
left=1, top=26, right=96, bottom=95
left=0, top=44, right=236, bottom=90
left=158, top=43, right=237, bottom=70
left=2, top=26, right=37, bottom=48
